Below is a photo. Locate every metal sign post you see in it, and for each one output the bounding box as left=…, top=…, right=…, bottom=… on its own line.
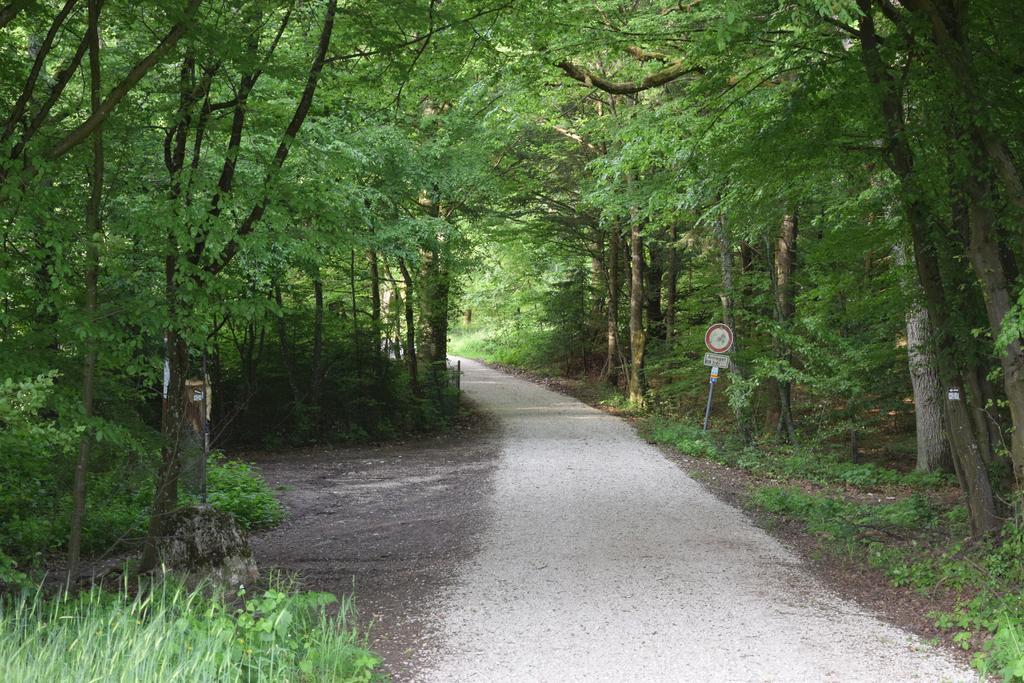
left=701, top=324, right=734, bottom=431
left=702, top=366, right=720, bottom=431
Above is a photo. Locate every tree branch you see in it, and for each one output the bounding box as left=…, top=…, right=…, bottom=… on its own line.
left=556, top=57, right=703, bottom=94
left=1, top=0, right=80, bottom=142
left=0, top=2, right=22, bottom=29
left=205, top=0, right=337, bottom=276
left=45, top=0, right=203, bottom=160
left=324, top=3, right=510, bottom=65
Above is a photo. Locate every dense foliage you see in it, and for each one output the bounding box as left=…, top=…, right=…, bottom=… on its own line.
left=2, top=0, right=1023, bottom=677
left=0, top=0, right=487, bottom=577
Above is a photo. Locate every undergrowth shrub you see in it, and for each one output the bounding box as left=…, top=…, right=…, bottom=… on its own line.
left=642, top=416, right=950, bottom=490
left=0, top=581, right=380, bottom=682
left=203, top=455, right=285, bottom=531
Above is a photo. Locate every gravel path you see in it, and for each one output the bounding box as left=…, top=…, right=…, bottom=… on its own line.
left=420, top=358, right=976, bottom=682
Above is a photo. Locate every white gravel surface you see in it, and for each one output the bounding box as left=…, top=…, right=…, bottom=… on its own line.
left=420, top=358, right=976, bottom=682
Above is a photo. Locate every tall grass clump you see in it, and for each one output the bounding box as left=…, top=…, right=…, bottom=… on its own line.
left=0, top=581, right=380, bottom=682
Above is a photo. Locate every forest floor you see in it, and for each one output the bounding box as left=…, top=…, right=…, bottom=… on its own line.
left=249, top=358, right=978, bottom=681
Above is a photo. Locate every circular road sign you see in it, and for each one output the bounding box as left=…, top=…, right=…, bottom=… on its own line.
left=704, top=323, right=734, bottom=354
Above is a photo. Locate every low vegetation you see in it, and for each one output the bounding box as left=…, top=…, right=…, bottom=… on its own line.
left=0, top=582, right=379, bottom=682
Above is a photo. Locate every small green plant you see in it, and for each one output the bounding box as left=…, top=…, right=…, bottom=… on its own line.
left=978, top=614, right=1024, bottom=681
left=642, top=419, right=719, bottom=460
left=205, top=455, right=285, bottom=531
left=0, top=550, right=26, bottom=589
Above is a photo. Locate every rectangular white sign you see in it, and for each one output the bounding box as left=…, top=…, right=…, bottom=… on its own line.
left=703, top=352, right=731, bottom=369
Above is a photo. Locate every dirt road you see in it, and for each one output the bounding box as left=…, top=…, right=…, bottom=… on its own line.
left=419, top=359, right=974, bottom=682
left=248, top=412, right=499, bottom=681
left=253, top=358, right=976, bottom=682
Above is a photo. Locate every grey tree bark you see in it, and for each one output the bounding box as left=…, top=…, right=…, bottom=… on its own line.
left=905, top=301, right=952, bottom=472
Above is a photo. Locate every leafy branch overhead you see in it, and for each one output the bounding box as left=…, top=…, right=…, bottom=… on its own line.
left=556, top=48, right=705, bottom=94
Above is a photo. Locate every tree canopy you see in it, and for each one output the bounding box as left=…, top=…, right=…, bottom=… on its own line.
left=1, top=0, right=1022, bottom=603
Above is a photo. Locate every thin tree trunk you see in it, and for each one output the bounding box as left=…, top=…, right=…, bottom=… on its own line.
left=773, top=212, right=798, bottom=443
left=310, top=271, right=324, bottom=406
left=604, top=224, right=621, bottom=386
left=398, top=259, right=419, bottom=394
left=369, top=249, right=382, bottom=363
left=964, top=367, right=994, bottom=466
left=665, top=224, right=679, bottom=342
left=420, top=243, right=449, bottom=381
left=381, top=259, right=403, bottom=360
left=716, top=210, right=752, bottom=443
left=627, top=216, right=646, bottom=405
left=645, top=232, right=665, bottom=341
left=274, top=281, right=302, bottom=404
left=68, top=0, right=103, bottom=581
left=962, top=166, right=1024, bottom=485
left=140, top=324, right=188, bottom=572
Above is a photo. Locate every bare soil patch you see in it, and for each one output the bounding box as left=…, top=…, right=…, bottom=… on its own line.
left=245, top=405, right=499, bottom=681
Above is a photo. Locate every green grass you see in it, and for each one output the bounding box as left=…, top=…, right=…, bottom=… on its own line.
left=642, top=417, right=952, bottom=490
left=0, top=581, right=381, bottom=682
left=449, top=325, right=560, bottom=372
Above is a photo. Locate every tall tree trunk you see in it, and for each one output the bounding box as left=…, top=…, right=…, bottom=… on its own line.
left=273, top=281, right=302, bottom=404
left=964, top=366, right=995, bottom=466
left=310, top=271, right=324, bottom=407
left=381, top=260, right=403, bottom=360
left=627, top=218, right=646, bottom=405
left=369, top=249, right=381, bottom=359
left=645, top=233, right=665, bottom=341
left=773, top=212, right=798, bottom=443
left=604, top=224, right=621, bottom=386
left=68, top=0, right=103, bottom=581
left=416, top=196, right=450, bottom=384
left=140, top=320, right=188, bottom=572
left=856, top=3, right=997, bottom=535
left=905, top=299, right=952, bottom=472
left=420, top=243, right=449, bottom=381
left=665, top=225, right=679, bottom=342
left=398, top=258, right=419, bottom=395
left=962, top=166, right=1024, bottom=484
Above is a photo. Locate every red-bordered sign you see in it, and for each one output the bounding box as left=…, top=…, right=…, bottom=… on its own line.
left=704, top=323, right=734, bottom=353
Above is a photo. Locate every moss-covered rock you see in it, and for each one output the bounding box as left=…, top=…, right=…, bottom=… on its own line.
left=157, top=506, right=258, bottom=588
